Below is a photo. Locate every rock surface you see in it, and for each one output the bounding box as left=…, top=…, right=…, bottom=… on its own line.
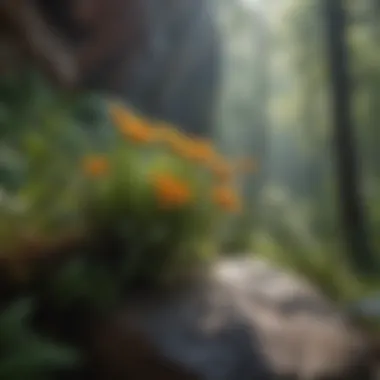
left=122, top=257, right=376, bottom=380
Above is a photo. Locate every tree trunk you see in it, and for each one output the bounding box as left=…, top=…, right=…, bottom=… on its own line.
left=323, top=0, right=376, bottom=274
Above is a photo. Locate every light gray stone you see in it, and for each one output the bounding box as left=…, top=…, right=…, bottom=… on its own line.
left=126, top=257, right=376, bottom=380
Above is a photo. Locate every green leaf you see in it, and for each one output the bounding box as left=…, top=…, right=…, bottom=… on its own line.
left=50, top=258, right=90, bottom=305
left=86, top=264, right=119, bottom=308
left=0, top=342, right=78, bottom=378
left=0, top=298, right=33, bottom=349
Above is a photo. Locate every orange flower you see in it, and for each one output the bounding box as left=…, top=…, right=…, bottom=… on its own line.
left=186, top=139, right=217, bottom=163
left=153, top=122, right=180, bottom=142
left=153, top=123, right=191, bottom=155
left=209, top=156, right=233, bottom=182
left=126, top=123, right=154, bottom=143
left=213, top=186, right=241, bottom=213
left=168, top=138, right=217, bottom=163
left=109, top=103, right=154, bottom=143
left=83, top=156, right=109, bottom=177
left=153, top=123, right=217, bottom=163
left=171, top=137, right=196, bottom=159
left=153, top=173, right=192, bottom=209
left=109, top=103, right=134, bottom=130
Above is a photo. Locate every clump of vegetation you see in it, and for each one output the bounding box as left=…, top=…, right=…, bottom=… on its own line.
left=0, top=77, right=248, bottom=287
left=0, top=70, right=256, bottom=378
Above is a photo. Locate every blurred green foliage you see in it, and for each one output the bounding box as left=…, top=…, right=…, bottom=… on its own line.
left=0, top=66, right=248, bottom=377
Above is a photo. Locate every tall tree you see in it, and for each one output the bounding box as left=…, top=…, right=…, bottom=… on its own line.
left=323, top=0, right=376, bottom=273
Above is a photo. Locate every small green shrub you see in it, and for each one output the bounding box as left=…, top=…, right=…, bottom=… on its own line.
left=0, top=70, right=255, bottom=378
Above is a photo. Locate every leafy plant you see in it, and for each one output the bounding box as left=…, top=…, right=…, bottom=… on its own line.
left=0, top=299, right=79, bottom=380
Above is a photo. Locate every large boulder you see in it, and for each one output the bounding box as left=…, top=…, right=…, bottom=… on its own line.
left=112, top=257, right=375, bottom=380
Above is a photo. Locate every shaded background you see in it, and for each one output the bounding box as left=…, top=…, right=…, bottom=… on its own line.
left=214, top=0, right=380, bottom=300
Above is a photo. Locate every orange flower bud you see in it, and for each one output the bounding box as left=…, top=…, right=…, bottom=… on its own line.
left=83, top=156, right=109, bottom=177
